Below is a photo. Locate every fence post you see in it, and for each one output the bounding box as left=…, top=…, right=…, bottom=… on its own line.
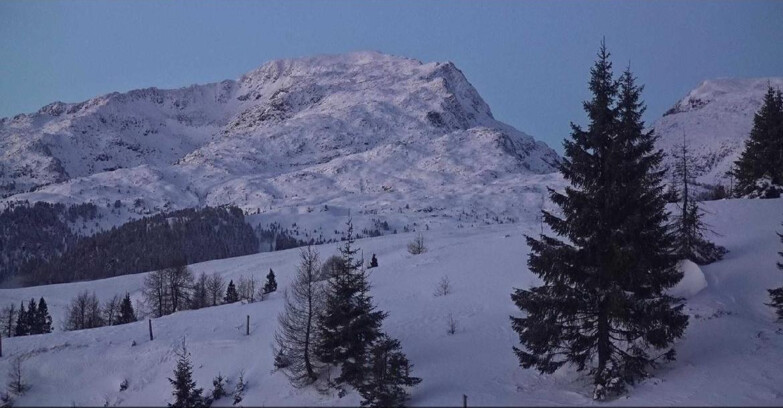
left=463, top=394, right=467, bottom=408
left=149, top=319, right=154, bottom=341
left=246, top=315, right=250, bottom=335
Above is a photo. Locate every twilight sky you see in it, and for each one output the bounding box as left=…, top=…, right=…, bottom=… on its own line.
left=1, top=1, right=781, bottom=152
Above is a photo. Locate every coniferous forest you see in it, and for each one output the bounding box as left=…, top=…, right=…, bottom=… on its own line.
left=0, top=201, right=98, bottom=283
left=17, top=206, right=258, bottom=286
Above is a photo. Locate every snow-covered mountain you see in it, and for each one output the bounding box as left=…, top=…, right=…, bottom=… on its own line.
left=0, top=51, right=560, bottom=229
left=654, top=77, right=783, bottom=186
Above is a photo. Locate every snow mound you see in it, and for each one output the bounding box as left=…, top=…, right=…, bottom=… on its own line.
left=668, top=259, right=708, bottom=299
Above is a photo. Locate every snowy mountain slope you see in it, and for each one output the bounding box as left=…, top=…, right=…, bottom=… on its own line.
left=654, top=77, right=783, bottom=186
left=1, top=197, right=782, bottom=406
left=0, top=52, right=560, bottom=231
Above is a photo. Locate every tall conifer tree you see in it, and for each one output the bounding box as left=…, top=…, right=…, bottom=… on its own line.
left=25, top=298, right=37, bottom=334
left=224, top=280, right=239, bottom=303
left=732, top=86, right=783, bottom=198
left=14, top=302, right=28, bottom=337
left=36, top=297, right=52, bottom=334
left=316, top=220, right=387, bottom=389
left=117, top=293, right=137, bottom=324
left=511, top=42, right=688, bottom=399
left=168, top=341, right=207, bottom=408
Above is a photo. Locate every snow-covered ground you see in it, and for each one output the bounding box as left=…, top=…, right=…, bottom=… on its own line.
left=1, top=197, right=781, bottom=406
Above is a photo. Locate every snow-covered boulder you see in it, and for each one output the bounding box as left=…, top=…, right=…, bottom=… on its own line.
left=668, top=259, right=708, bottom=299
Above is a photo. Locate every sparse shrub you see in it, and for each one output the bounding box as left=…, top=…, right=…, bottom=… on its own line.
left=407, top=233, right=426, bottom=255
left=232, top=371, right=246, bottom=406
left=119, top=379, right=129, bottom=392
left=6, top=357, right=28, bottom=396
left=446, top=313, right=457, bottom=335
left=434, top=275, right=452, bottom=297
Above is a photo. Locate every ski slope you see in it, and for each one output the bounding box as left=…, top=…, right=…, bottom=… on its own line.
left=1, top=197, right=782, bottom=406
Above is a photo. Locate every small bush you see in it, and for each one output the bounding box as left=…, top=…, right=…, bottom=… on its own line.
left=434, top=275, right=452, bottom=297
left=407, top=233, right=427, bottom=255
left=446, top=313, right=457, bottom=335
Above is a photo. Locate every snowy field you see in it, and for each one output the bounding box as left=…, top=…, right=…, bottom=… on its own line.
left=1, top=197, right=782, bottom=406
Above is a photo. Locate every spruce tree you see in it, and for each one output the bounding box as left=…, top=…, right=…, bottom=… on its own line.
left=264, top=269, right=278, bottom=294
left=211, top=373, right=227, bottom=401
left=511, top=44, right=688, bottom=400
left=25, top=299, right=37, bottom=335
left=767, top=227, right=783, bottom=320
left=369, top=254, right=378, bottom=269
left=732, top=86, right=783, bottom=198
left=224, top=280, right=239, bottom=303
left=168, top=341, right=207, bottom=408
left=356, top=334, right=421, bottom=408
left=316, top=220, right=387, bottom=389
left=14, top=302, right=27, bottom=337
left=670, top=137, right=727, bottom=264
left=36, top=297, right=52, bottom=334
left=117, top=293, right=137, bottom=324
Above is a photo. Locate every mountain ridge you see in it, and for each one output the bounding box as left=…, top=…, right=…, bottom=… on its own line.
left=0, top=51, right=561, bottom=231
left=653, top=76, right=783, bottom=187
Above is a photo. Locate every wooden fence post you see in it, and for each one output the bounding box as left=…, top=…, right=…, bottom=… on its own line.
left=149, top=319, right=154, bottom=341
left=246, top=315, right=250, bottom=335
left=463, top=394, right=467, bottom=408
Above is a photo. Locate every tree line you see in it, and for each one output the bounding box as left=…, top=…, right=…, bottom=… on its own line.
left=22, top=206, right=259, bottom=286
left=143, top=265, right=277, bottom=318
left=1, top=297, right=53, bottom=337
left=0, top=201, right=98, bottom=284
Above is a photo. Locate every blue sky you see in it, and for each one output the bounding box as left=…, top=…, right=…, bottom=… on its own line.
left=1, top=1, right=781, bottom=152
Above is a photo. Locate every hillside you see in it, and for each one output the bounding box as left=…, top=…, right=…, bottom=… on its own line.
left=1, top=197, right=781, bottom=406
left=654, top=77, right=783, bottom=187
left=0, top=52, right=560, bottom=233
